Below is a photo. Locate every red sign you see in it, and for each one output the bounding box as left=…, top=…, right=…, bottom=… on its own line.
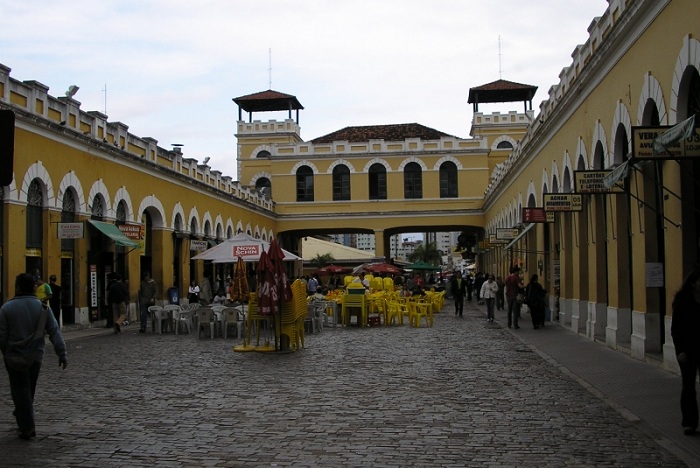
left=233, top=245, right=260, bottom=257
left=523, top=207, right=552, bottom=223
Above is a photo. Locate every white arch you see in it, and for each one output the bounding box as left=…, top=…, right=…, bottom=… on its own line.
left=19, top=161, right=54, bottom=207
left=87, top=179, right=112, bottom=217
left=550, top=161, right=560, bottom=193
left=114, top=187, right=136, bottom=223
left=290, top=160, right=320, bottom=174
left=362, top=158, right=392, bottom=172
left=637, top=71, right=669, bottom=125
left=235, top=220, right=244, bottom=234
left=327, top=159, right=357, bottom=173
left=56, top=171, right=86, bottom=213
left=250, top=144, right=273, bottom=159
left=137, top=195, right=166, bottom=227
left=249, top=171, right=272, bottom=187
left=188, top=207, right=202, bottom=235
left=540, top=170, right=550, bottom=198
left=433, top=155, right=463, bottom=171
left=397, top=156, right=428, bottom=171
left=171, top=203, right=186, bottom=230
left=591, top=121, right=608, bottom=169
left=526, top=181, right=538, bottom=208
left=202, top=212, right=214, bottom=237
left=610, top=101, right=632, bottom=167
left=670, top=35, right=700, bottom=125
left=214, top=215, right=224, bottom=239
left=490, top=135, right=517, bottom=150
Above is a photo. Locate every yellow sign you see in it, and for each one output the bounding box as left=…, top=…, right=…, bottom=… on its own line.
left=632, top=126, right=700, bottom=159
left=574, top=170, right=625, bottom=193
left=543, top=194, right=583, bottom=211
left=26, top=248, right=42, bottom=257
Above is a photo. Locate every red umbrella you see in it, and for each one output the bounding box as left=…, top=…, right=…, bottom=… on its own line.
left=256, top=250, right=276, bottom=316
left=315, top=264, right=351, bottom=274
left=268, top=239, right=292, bottom=303
left=353, top=262, right=403, bottom=275
left=229, top=256, right=249, bottom=303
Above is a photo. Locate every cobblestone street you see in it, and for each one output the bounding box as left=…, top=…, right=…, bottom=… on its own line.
left=0, top=302, right=692, bottom=467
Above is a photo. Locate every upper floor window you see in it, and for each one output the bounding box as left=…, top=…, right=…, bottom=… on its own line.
left=256, top=177, right=271, bottom=197
left=439, top=161, right=458, bottom=198
left=332, top=165, right=351, bottom=201
left=296, top=166, right=314, bottom=202
left=369, top=164, right=387, bottom=200
left=496, top=140, right=514, bottom=149
left=26, top=179, right=43, bottom=248
left=404, top=162, right=422, bottom=199
left=256, top=150, right=271, bottom=158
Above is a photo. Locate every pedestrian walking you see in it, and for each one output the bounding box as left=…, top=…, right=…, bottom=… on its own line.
left=474, top=272, right=486, bottom=304
left=466, top=274, right=473, bottom=302
left=671, top=270, right=700, bottom=435
left=0, top=272, right=67, bottom=440
left=524, top=274, right=546, bottom=329
left=450, top=271, right=467, bottom=317
left=505, top=266, right=524, bottom=329
left=480, top=274, right=499, bottom=322
left=34, top=274, right=52, bottom=306
left=496, top=276, right=505, bottom=310
left=48, top=274, right=62, bottom=324
left=139, top=272, right=157, bottom=333
left=108, top=273, right=128, bottom=334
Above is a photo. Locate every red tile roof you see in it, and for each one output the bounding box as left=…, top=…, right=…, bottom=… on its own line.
left=233, top=90, right=304, bottom=112
left=311, top=123, right=455, bottom=144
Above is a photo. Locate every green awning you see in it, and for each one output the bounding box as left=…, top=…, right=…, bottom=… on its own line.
left=88, top=220, right=140, bottom=248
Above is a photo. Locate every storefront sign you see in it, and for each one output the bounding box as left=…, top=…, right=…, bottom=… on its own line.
left=522, top=207, right=554, bottom=223
left=90, top=265, right=98, bottom=308
left=25, top=248, right=42, bottom=257
left=646, top=262, right=664, bottom=288
left=489, top=234, right=509, bottom=244
left=543, top=194, right=583, bottom=211
left=496, top=228, right=519, bottom=240
left=574, top=170, right=625, bottom=193
left=58, top=222, right=84, bottom=239
left=632, top=125, right=700, bottom=160
left=190, top=240, right=208, bottom=252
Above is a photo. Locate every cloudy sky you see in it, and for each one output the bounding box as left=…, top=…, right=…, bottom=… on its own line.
left=1, top=0, right=607, bottom=180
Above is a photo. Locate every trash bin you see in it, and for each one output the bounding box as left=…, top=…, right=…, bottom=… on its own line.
left=167, top=287, right=179, bottom=305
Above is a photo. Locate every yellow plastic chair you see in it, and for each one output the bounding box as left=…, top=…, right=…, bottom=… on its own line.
left=371, top=277, right=383, bottom=291
left=383, top=277, right=394, bottom=292
left=409, top=300, right=432, bottom=327
left=386, top=300, right=402, bottom=325
left=344, top=275, right=355, bottom=286
left=341, top=294, right=368, bottom=327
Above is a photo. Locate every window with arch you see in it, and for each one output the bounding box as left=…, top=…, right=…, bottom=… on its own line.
left=332, top=165, right=351, bottom=201
left=190, top=218, right=198, bottom=236
left=496, top=140, right=514, bottom=149
left=116, top=200, right=128, bottom=224
left=296, top=166, right=314, bottom=202
left=255, top=177, right=271, bottom=198
left=439, top=161, right=458, bottom=198
left=26, top=180, right=43, bottom=249
left=404, top=162, right=423, bottom=199
left=90, top=194, right=105, bottom=220
left=61, top=189, right=77, bottom=251
left=369, top=163, right=387, bottom=200
left=256, top=150, right=271, bottom=158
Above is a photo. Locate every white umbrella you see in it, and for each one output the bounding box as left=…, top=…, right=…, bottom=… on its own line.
left=191, top=232, right=299, bottom=263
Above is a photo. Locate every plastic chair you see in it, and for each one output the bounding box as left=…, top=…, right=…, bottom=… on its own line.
left=223, top=307, right=245, bottom=339
left=163, top=304, right=181, bottom=333
left=386, top=300, right=401, bottom=326
left=383, top=277, right=394, bottom=292
left=148, top=305, right=170, bottom=334
left=197, top=308, right=216, bottom=339
left=410, top=300, right=431, bottom=327
left=341, top=294, right=367, bottom=327
left=175, top=309, right=193, bottom=334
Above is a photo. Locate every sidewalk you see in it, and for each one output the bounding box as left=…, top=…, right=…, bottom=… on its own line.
left=465, top=299, right=700, bottom=467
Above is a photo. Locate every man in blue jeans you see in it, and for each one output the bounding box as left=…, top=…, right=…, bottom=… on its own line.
left=0, top=273, right=67, bottom=439
left=504, top=266, right=524, bottom=329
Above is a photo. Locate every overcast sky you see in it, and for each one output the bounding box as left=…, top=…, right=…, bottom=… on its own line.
left=1, top=1, right=607, bottom=181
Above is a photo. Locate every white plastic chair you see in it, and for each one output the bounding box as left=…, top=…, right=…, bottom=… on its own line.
left=197, top=308, right=216, bottom=339
left=175, top=309, right=193, bottom=334
left=163, top=304, right=181, bottom=333
left=148, top=305, right=169, bottom=334
left=223, top=307, right=245, bottom=339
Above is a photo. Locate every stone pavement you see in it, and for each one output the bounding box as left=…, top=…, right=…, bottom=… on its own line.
left=0, top=300, right=698, bottom=467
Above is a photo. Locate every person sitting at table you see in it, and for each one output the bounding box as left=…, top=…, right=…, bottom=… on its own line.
left=213, top=288, right=227, bottom=305
left=353, top=272, right=370, bottom=289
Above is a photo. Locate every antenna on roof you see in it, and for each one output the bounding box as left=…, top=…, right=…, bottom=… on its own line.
left=498, top=35, right=503, bottom=80
left=268, top=48, right=272, bottom=89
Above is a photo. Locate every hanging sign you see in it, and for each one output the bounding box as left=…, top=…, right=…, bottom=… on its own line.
left=574, top=170, right=625, bottom=193
left=522, top=207, right=554, bottom=223
left=190, top=240, right=208, bottom=252
left=543, top=194, right=583, bottom=211
left=632, top=123, right=700, bottom=160
left=496, top=228, right=519, bottom=240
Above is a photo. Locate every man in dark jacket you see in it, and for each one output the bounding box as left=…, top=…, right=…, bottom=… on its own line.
left=108, top=273, right=129, bottom=334
left=0, top=273, right=67, bottom=439
left=450, top=271, right=468, bottom=317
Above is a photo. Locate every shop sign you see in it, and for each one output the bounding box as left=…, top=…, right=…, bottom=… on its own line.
left=632, top=125, right=700, bottom=160
left=489, top=234, right=508, bottom=244
left=543, top=194, right=583, bottom=211
left=496, top=228, right=519, bottom=240
left=58, top=222, right=84, bottom=239
left=90, top=265, right=98, bottom=308
left=522, top=207, right=554, bottom=223
left=574, top=170, right=625, bottom=193
left=190, top=240, right=208, bottom=252
left=25, top=248, right=42, bottom=257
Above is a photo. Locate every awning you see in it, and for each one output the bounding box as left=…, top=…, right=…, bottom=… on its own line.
left=504, top=223, right=535, bottom=251
left=88, top=220, right=140, bottom=248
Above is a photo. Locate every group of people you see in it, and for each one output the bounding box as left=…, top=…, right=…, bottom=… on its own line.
left=450, top=266, right=547, bottom=330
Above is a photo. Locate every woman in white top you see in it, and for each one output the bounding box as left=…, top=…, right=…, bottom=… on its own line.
left=480, top=275, right=499, bottom=323
left=187, top=281, right=200, bottom=304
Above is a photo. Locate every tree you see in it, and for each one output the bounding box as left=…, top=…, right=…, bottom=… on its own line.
left=408, top=242, right=441, bottom=265
left=311, top=253, right=335, bottom=268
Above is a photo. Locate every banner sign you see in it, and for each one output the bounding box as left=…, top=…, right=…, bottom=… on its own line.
left=632, top=124, right=700, bottom=160
left=522, top=207, right=554, bottom=223
left=496, top=228, right=519, bottom=240
left=543, top=193, right=583, bottom=211
left=58, top=222, right=84, bottom=239
left=574, top=170, right=625, bottom=193
left=233, top=244, right=260, bottom=257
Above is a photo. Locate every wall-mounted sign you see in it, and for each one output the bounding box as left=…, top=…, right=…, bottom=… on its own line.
left=574, top=170, right=625, bottom=193
left=522, top=207, right=554, bottom=223
left=632, top=124, right=700, bottom=160
left=489, top=234, right=509, bottom=244
left=496, top=228, right=519, bottom=240
left=190, top=240, right=209, bottom=252
left=543, top=194, right=583, bottom=211
left=58, top=222, right=84, bottom=239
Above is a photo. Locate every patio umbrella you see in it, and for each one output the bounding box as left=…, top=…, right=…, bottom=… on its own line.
left=256, top=250, right=276, bottom=316
left=269, top=238, right=292, bottom=351
left=405, top=261, right=441, bottom=271
left=315, top=264, right=351, bottom=274
left=352, top=262, right=403, bottom=275
left=229, top=256, right=249, bottom=303
left=192, top=232, right=299, bottom=263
